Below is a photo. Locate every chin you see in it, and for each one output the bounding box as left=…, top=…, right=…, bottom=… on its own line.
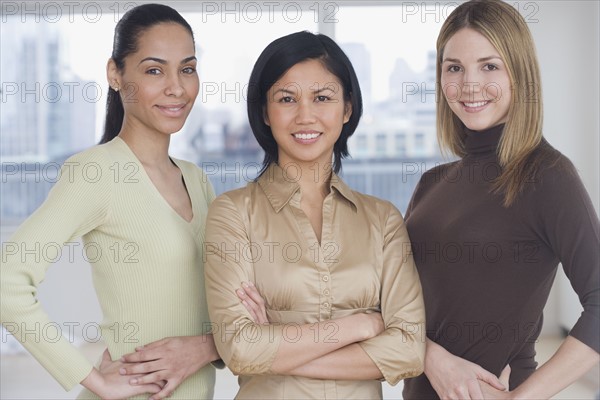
left=462, top=119, right=495, bottom=132
left=159, top=124, right=185, bottom=135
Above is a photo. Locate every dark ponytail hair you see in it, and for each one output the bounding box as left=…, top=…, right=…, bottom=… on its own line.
left=100, top=4, right=194, bottom=144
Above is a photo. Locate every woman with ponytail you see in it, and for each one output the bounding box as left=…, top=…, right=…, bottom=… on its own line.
left=1, top=4, right=220, bottom=399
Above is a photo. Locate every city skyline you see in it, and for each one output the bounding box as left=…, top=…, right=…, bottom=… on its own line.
left=1, top=6, right=443, bottom=225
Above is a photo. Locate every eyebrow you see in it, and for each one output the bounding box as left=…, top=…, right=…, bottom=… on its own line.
left=272, top=88, right=297, bottom=95
left=272, top=86, right=337, bottom=95
left=442, top=56, right=502, bottom=63
left=314, top=85, right=337, bottom=94
left=138, top=56, right=197, bottom=66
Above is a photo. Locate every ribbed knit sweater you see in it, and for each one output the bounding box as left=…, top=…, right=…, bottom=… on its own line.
left=1, top=137, right=216, bottom=399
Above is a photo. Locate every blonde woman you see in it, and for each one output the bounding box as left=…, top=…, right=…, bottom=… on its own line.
left=402, top=0, right=599, bottom=399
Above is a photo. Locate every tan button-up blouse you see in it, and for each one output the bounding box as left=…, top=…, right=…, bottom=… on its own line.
left=204, top=163, right=425, bottom=399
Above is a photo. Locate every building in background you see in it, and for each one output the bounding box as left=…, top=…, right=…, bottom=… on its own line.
left=1, top=22, right=442, bottom=224
left=1, top=20, right=96, bottom=223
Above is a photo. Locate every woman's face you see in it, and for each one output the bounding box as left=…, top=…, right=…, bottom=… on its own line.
left=110, top=22, right=199, bottom=136
left=440, top=28, right=511, bottom=132
left=264, top=59, right=352, bottom=169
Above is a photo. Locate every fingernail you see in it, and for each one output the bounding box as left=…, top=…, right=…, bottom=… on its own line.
left=248, top=281, right=255, bottom=287
left=119, top=368, right=126, bottom=374
left=130, top=378, right=138, bottom=385
left=237, top=289, right=245, bottom=296
left=242, top=282, right=249, bottom=288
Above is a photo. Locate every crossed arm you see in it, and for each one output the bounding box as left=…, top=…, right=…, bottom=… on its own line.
left=237, top=281, right=384, bottom=380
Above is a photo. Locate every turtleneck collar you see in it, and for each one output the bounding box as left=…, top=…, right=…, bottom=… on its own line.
left=463, top=123, right=505, bottom=156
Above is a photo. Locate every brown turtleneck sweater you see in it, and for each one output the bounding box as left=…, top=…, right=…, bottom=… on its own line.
left=402, top=124, right=599, bottom=399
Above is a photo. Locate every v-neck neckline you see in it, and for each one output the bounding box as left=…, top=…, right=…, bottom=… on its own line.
left=114, top=136, right=196, bottom=225
left=290, top=190, right=333, bottom=250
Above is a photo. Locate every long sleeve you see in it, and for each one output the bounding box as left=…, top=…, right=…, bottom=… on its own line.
left=1, top=148, right=113, bottom=390
left=203, top=193, right=285, bottom=375
left=206, top=164, right=427, bottom=398
left=357, top=203, right=426, bottom=385
left=535, top=159, right=600, bottom=353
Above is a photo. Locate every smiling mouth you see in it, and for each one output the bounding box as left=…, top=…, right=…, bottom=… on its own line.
left=293, top=132, right=321, bottom=140
left=462, top=101, right=489, bottom=108
left=157, top=104, right=185, bottom=111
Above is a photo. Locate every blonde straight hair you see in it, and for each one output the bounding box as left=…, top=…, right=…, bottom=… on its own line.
left=437, top=0, right=550, bottom=206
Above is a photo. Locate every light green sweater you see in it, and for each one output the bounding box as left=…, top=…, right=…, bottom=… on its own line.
left=1, top=137, right=216, bottom=399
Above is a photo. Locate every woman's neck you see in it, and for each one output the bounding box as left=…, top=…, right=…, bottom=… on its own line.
left=278, top=159, right=333, bottom=201
left=118, top=123, right=172, bottom=169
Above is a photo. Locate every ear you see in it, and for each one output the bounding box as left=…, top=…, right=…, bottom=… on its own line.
left=343, top=97, right=353, bottom=124
left=263, top=106, right=270, bottom=127
left=106, top=58, right=121, bottom=91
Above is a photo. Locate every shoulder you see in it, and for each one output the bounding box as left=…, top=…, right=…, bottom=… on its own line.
left=419, top=159, right=461, bottom=184
left=54, top=142, right=118, bottom=188
left=352, top=190, right=400, bottom=216
left=205, top=186, right=257, bottom=238
left=349, top=190, right=405, bottom=236
left=406, top=159, right=460, bottom=213
left=172, top=157, right=200, bottom=174
left=521, top=140, right=597, bottom=223
left=61, top=138, right=141, bottom=176
left=172, top=157, right=212, bottom=186
left=63, top=141, right=114, bottom=166
left=208, top=184, right=256, bottom=214
left=528, top=140, right=582, bottom=194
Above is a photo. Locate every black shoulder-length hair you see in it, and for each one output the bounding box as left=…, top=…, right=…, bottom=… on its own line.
left=247, top=31, right=363, bottom=176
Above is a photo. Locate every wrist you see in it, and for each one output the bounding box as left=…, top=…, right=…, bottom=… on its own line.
left=425, top=339, right=444, bottom=363
left=80, top=368, right=106, bottom=397
left=200, top=334, right=221, bottom=363
left=424, top=340, right=451, bottom=376
left=508, top=386, right=527, bottom=400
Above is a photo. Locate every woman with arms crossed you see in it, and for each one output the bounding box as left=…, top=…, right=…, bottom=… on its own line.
left=203, top=31, right=426, bottom=399
left=402, top=0, right=599, bottom=399
left=1, top=4, right=220, bottom=399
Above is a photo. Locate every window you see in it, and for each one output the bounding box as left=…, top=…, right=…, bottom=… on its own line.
left=396, top=133, right=407, bottom=156
left=1, top=3, right=450, bottom=225
left=375, top=133, right=387, bottom=157
left=0, top=4, right=317, bottom=222
left=414, top=132, right=426, bottom=155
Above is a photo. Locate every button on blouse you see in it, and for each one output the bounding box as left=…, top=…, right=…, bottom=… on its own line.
left=204, top=163, right=426, bottom=399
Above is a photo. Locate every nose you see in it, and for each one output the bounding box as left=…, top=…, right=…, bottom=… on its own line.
left=295, top=98, right=317, bottom=124
left=462, top=68, right=482, bottom=100
left=165, top=73, right=184, bottom=97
